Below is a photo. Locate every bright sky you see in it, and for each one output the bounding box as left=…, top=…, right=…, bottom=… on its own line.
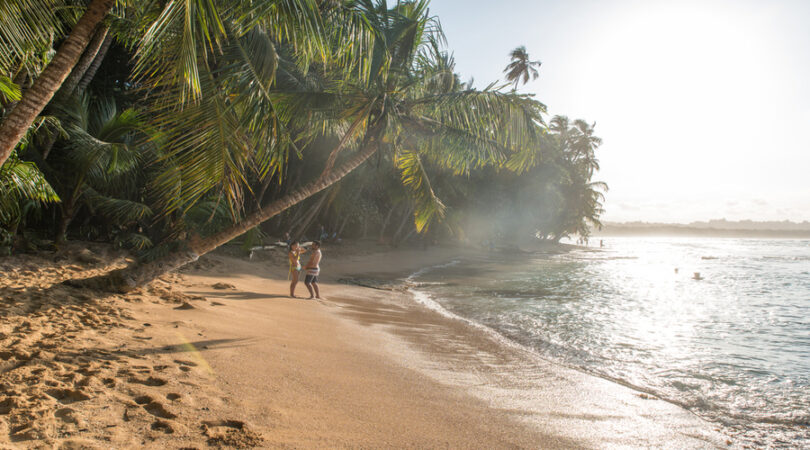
left=430, top=0, right=810, bottom=223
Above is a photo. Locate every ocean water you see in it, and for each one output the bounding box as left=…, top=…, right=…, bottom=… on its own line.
left=407, top=237, right=810, bottom=447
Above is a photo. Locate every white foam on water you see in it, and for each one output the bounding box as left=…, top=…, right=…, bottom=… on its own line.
left=403, top=240, right=810, bottom=448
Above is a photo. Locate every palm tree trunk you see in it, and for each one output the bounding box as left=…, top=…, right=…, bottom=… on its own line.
left=55, top=207, right=75, bottom=244
left=337, top=215, right=350, bottom=236
left=41, top=25, right=110, bottom=160
left=292, top=190, right=330, bottom=240
left=378, top=207, right=395, bottom=242
left=71, top=123, right=385, bottom=293
left=77, top=32, right=113, bottom=91
left=0, top=0, right=114, bottom=168
left=57, top=24, right=110, bottom=100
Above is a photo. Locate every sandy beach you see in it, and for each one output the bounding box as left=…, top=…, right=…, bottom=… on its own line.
left=0, top=241, right=730, bottom=448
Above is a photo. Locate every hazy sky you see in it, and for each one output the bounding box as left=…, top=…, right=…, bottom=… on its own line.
left=429, top=0, right=810, bottom=223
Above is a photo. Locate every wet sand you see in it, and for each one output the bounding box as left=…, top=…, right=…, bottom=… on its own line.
left=0, top=241, right=730, bottom=448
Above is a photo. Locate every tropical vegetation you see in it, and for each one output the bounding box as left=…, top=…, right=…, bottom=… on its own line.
left=0, top=0, right=607, bottom=289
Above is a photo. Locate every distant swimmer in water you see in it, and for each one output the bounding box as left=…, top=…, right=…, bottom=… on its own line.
left=674, top=268, right=679, bottom=274
left=693, top=272, right=703, bottom=280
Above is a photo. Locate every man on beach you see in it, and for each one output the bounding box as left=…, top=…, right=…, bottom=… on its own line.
left=303, top=241, right=322, bottom=299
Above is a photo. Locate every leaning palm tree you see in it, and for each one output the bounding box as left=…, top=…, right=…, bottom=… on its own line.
left=0, top=0, right=327, bottom=168
left=74, top=0, right=548, bottom=292
left=503, top=45, right=541, bottom=90
left=0, top=0, right=116, bottom=168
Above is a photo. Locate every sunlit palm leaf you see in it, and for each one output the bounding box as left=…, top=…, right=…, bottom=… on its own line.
left=0, top=150, right=59, bottom=224
left=395, top=149, right=444, bottom=232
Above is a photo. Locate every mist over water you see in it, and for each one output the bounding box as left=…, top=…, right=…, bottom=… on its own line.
left=409, top=237, right=810, bottom=447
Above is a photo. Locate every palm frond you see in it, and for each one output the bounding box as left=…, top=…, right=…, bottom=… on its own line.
left=395, top=149, right=444, bottom=232
left=0, top=151, right=59, bottom=225
left=117, top=232, right=153, bottom=250
left=0, top=75, right=21, bottom=102
left=83, top=187, right=153, bottom=224
left=0, top=0, right=77, bottom=75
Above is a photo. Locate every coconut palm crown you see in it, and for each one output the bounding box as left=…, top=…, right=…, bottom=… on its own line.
left=503, top=45, right=542, bottom=90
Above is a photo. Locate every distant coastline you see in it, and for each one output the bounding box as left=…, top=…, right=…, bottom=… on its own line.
left=594, top=219, right=810, bottom=238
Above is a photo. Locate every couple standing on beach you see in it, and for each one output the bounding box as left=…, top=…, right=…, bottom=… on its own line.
left=288, top=240, right=322, bottom=299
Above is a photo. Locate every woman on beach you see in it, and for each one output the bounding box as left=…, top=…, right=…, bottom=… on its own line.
left=288, top=240, right=306, bottom=297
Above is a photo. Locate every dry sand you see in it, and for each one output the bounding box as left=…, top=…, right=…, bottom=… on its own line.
left=0, top=241, right=731, bottom=448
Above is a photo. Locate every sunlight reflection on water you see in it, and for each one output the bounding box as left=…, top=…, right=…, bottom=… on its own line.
left=411, top=237, right=810, bottom=447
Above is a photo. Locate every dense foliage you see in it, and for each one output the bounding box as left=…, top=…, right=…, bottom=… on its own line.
left=0, top=0, right=606, bottom=260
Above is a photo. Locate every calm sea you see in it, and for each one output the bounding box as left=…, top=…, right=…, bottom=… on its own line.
left=407, top=237, right=810, bottom=447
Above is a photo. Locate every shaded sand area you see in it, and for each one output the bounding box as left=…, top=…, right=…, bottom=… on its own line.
left=1, top=242, right=730, bottom=448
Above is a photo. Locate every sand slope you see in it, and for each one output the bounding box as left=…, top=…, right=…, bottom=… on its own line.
left=0, top=247, right=264, bottom=448
left=1, top=242, right=730, bottom=448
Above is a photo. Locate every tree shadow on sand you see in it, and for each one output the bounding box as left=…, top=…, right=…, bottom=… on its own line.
left=186, top=289, right=291, bottom=301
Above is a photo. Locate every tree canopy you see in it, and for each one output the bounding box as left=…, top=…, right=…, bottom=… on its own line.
left=0, top=0, right=606, bottom=270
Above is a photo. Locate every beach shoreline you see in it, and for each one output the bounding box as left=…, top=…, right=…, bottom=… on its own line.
left=0, top=240, right=730, bottom=448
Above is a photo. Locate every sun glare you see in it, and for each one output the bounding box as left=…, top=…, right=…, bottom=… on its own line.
left=540, top=1, right=809, bottom=222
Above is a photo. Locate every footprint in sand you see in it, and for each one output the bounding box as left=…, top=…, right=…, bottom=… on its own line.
left=128, top=376, right=168, bottom=387
left=174, top=359, right=198, bottom=372
left=45, top=388, right=91, bottom=404
left=166, top=393, right=181, bottom=401
left=131, top=394, right=178, bottom=433
left=174, top=359, right=198, bottom=367
left=54, top=407, right=82, bottom=425
left=0, top=398, right=14, bottom=414
left=151, top=419, right=174, bottom=434
left=202, top=420, right=263, bottom=448
left=133, top=395, right=153, bottom=406
left=144, top=401, right=176, bottom=419
left=130, top=365, right=151, bottom=373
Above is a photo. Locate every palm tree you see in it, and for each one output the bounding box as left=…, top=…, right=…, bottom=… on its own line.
left=0, top=150, right=59, bottom=244
left=46, top=93, right=152, bottom=243
left=0, top=0, right=328, bottom=168
left=503, top=45, right=541, bottom=90
left=75, top=0, right=548, bottom=292
left=0, top=108, right=60, bottom=246
left=0, top=0, right=116, bottom=168
left=547, top=115, right=607, bottom=241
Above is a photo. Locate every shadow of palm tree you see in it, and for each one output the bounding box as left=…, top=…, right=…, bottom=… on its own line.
left=186, top=290, right=290, bottom=301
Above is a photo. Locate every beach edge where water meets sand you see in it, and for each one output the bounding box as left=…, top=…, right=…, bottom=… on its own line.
left=0, top=241, right=731, bottom=448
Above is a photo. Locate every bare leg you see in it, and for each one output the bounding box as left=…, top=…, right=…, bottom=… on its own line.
left=312, top=281, right=320, bottom=299
left=290, top=272, right=299, bottom=297
left=305, top=282, right=315, bottom=299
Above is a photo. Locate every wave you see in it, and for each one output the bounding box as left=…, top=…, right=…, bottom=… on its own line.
left=404, top=253, right=810, bottom=447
